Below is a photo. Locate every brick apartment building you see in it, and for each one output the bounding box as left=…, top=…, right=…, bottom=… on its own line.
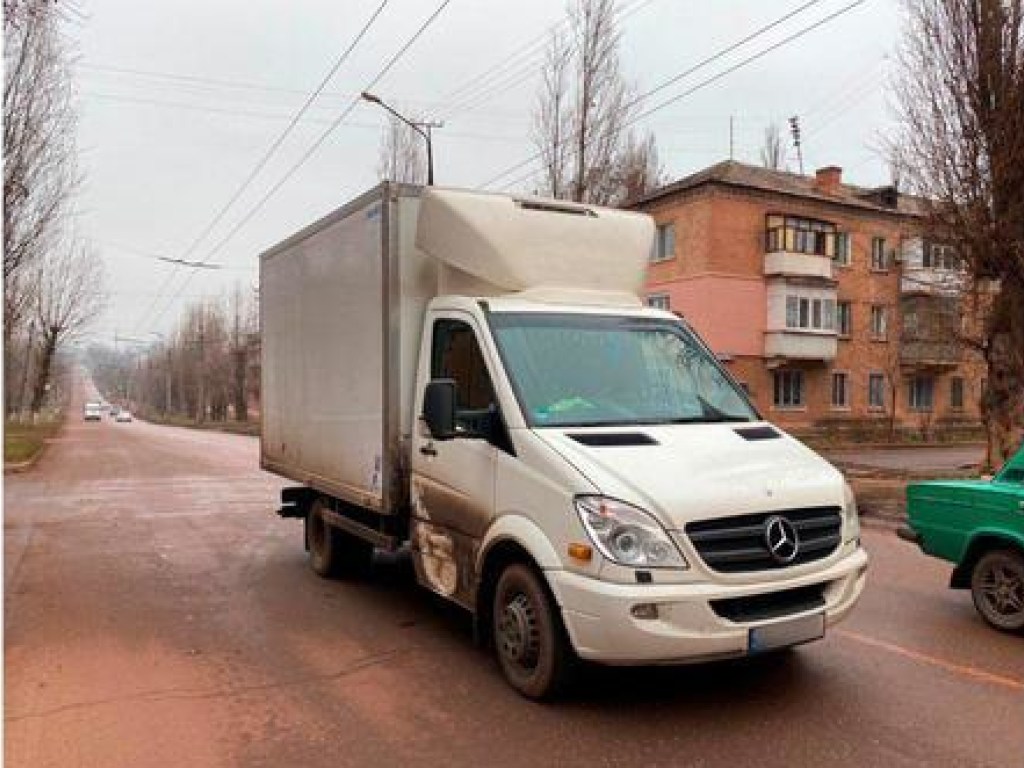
left=632, top=160, right=984, bottom=436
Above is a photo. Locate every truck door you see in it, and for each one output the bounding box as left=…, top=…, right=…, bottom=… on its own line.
left=410, top=314, right=502, bottom=609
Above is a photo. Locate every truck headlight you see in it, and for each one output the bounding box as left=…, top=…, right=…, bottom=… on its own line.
left=574, top=496, right=687, bottom=569
left=843, top=482, right=861, bottom=544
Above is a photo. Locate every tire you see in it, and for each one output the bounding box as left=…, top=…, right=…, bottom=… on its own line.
left=970, top=549, right=1024, bottom=633
left=307, top=499, right=373, bottom=579
left=492, top=564, right=572, bottom=700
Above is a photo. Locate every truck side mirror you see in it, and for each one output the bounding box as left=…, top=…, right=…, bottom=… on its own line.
left=422, top=379, right=457, bottom=440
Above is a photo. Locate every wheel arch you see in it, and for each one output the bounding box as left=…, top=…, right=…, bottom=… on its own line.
left=473, top=515, right=565, bottom=647
left=951, top=530, right=1024, bottom=589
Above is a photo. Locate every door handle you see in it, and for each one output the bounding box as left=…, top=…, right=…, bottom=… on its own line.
left=420, top=443, right=437, bottom=457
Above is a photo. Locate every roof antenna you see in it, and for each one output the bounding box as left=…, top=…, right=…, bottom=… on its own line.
left=788, top=115, right=804, bottom=175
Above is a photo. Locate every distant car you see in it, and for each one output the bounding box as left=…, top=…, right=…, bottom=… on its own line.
left=115, top=409, right=133, bottom=423
left=84, top=402, right=102, bottom=421
left=899, top=444, right=1024, bottom=633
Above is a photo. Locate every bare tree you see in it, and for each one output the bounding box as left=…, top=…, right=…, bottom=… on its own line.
left=760, top=122, right=789, bottom=170
left=30, top=242, right=104, bottom=413
left=533, top=30, right=574, bottom=199
left=3, top=0, right=79, bottom=413
left=532, top=0, right=662, bottom=205
left=891, top=0, right=1024, bottom=466
left=612, top=130, right=664, bottom=203
left=376, top=112, right=426, bottom=184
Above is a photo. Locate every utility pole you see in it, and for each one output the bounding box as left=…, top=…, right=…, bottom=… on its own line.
left=788, top=115, right=804, bottom=175
left=729, top=116, right=735, bottom=161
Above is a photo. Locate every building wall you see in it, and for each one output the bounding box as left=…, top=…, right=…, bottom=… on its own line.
left=637, top=182, right=985, bottom=435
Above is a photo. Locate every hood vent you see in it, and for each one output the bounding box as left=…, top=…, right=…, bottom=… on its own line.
left=734, top=426, right=781, bottom=441
left=568, top=432, right=658, bottom=447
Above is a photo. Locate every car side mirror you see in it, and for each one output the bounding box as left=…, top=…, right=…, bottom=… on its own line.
left=422, top=379, right=457, bottom=440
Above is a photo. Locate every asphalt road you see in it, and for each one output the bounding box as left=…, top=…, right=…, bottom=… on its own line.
left=5, top=399, right=1023, bottom=767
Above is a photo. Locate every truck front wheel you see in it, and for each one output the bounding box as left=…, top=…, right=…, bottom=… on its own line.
left=970, top=549, right=1024, bottom=633
left=492, top=564, right=572, bottom=700
left=307, top=499, right=373, bottom=579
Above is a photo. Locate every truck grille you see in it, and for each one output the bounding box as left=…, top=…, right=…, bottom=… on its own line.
left=685, top=506, right=843, bottom=573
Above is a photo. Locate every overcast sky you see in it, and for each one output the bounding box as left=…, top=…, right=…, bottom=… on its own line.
left=71, top=0, right=903, bottom=344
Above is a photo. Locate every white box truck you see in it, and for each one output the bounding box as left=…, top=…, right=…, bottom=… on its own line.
left=260, top=183, right=868, bottom=699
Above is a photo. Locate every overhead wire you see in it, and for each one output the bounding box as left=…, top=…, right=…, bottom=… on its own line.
left=476, top=0, right=829, bottom=191
left=133, top=0, right=392, bottom=333
left=142, top=0, right=453, bottom=332
left=481, top=0, right=867, bottom=193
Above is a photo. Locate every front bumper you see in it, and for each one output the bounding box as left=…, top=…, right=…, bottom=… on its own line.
left=548, top=546, right=868, bottom=665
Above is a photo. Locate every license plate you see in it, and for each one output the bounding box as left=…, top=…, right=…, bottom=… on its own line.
left=748, top=612, right=825, bottom=654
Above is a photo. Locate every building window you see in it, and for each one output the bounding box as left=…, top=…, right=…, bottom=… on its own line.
left=870, top=305, right=887, bottom=339
left=651, top=223, right=676, bottom=262
left=766, top=215, right=837, bottom=256
left=646, top=293, right=670, bottom=310
left=836, top=301, right=852, bottom=336
left=773, top=370, right=804, bottom=408
left=785, top=295, right=835, bottom=331
left=871, top=237, right=889, bottom=270
left=909, top=376, right=934, bottom=411
left=833, top=233, right=851, bottom=266
left=950, top=377, right=964, bottom=410
left=924, top=242, right=959, bottom=270
left=869, top=373, right=886, bottom=409
left=831, top=372, right=849, bottom=408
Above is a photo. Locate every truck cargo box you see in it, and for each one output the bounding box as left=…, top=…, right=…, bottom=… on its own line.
left=260, top=184, right=433, bottom=516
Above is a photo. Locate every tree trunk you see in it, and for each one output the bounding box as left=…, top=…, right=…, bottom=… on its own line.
left=29, top=331, right=57, bottom=414
left=232, top=347, right=247, bottom=422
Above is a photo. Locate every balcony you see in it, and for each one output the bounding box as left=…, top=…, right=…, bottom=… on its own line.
left=901, top=338, right=960, bottom=368
left=765, top=330, right=837, bottom=361
left=900, top=266, right=965, bottom=296
left=764, top=250, right=835, bottom=281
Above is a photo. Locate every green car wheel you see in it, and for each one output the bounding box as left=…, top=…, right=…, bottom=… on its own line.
left=970, top=549, right=1024, bottom=633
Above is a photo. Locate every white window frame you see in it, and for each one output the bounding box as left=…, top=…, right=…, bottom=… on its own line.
left=773, top=369, right=804, bottom=409
left=868, top=372, right=886, bottom=410
left=871, top=236, right=888, bottom=270
left=646, top=293, right=671, bottom=310
left=836, top=301, right=852, bottom=337
left=651, top=223, right=676, bottom=263
left=870, top=305, right=887, bottom=339
left=831, top=371, right=850, bottom=409
left=909, top=376, right=934, bottom=411
left=833, top=232, right=851, bottom=266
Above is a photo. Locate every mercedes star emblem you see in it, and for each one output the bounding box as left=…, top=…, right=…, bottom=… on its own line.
left=764, top=515, right=800, bottom=564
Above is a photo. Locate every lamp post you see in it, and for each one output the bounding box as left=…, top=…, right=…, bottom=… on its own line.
left=361, top=91, right=442, bottom=185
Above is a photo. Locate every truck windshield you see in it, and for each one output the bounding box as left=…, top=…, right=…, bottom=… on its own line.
left=489, top=312, right=757, bottom=427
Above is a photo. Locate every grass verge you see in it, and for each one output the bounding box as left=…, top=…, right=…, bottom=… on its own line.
left=4, top=417, right=64, bottom=466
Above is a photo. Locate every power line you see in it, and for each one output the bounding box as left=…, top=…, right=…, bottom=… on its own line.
left=484, top=0, right=867, bottom=193
left=142, top=0, right=453, bottom=333
left=133, top=0, right=392, bottom=334
left=476, top=0, right=828, bottom=191
left=445, top=0, right=657, bottom=119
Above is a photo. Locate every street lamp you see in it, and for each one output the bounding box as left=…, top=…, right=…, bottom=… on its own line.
left=361, top=91, right=442, bottom=186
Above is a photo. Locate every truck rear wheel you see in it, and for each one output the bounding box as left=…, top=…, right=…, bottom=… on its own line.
left=492, top=564, right=572, bottom=700
left=307, top=499, right=373, bottom=579
left=970, top=549, right=1024, bottom=632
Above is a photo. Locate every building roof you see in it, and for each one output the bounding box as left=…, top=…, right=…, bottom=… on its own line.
left=631, top=159, right=929, bottom=218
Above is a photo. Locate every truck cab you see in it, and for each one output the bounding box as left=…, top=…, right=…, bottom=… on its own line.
left=261, top=184, right=868, bottom=699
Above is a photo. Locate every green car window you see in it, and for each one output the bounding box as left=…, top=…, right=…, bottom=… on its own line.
left=995, top=444, right=1024, bottom=485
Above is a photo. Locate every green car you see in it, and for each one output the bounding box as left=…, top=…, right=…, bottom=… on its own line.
left=900, top=444, right=1024, bottom=633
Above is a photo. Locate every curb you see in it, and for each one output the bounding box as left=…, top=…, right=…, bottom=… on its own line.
left=4, top=445, right=45, bottom=474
